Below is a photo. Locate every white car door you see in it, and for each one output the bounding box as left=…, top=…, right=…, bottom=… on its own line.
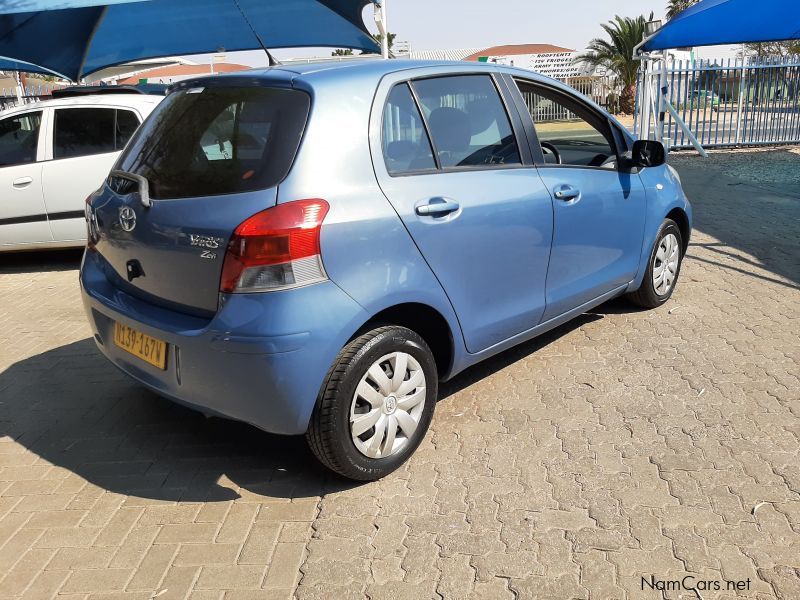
left=42, top=106, right=141, bottom=242
left=0, top=109, right=52, bottom=247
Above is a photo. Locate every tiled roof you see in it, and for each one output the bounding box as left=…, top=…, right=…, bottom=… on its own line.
left=464, top=44, right=575, bottom=61
left=408, top=48, right=488, bottom=62
left=118, top=63, right=250, bottom=84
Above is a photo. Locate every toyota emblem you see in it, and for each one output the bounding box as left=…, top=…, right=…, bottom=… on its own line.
left=119, top=206, right=137, bottom=232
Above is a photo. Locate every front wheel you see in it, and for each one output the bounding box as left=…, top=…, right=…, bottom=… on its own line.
left=627, top=218, right=684, bottom=308
left=306, top=326, right=438, bottom=481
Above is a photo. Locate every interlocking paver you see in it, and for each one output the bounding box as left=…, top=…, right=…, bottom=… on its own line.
left=0, top=148, right=798, bottom=598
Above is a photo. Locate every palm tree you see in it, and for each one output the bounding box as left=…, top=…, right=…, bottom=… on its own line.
left=666, top=0, right=699, bottom=19
left=575, top=13, right=653, bottom=114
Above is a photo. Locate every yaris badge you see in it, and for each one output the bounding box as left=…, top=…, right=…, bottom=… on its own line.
left=119, top=206, right=137, bottom=232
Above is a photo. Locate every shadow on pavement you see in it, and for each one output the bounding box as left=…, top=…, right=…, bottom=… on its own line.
left=0, top=248, right=84, bottom=274
left=1, top=306, right=631, bottom=501
left=440, top=311, right=605, bottom=401
left=0, top=338, right=359, bottom=502
left=670, top=152, right=800, bottom=288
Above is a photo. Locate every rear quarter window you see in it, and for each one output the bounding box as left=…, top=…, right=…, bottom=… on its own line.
left=116, top=86, right=310, bottom=200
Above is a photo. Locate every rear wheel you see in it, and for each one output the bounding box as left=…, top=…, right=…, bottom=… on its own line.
left=306, top=326, right=437, bottom=481
left=628, top=218, right=684, bottom=308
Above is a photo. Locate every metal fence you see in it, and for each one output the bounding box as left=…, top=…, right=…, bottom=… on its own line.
left=520, top=75, right=622, bottom=122
left=0, top=82, right=68, bottom=111
left=634, top=55, right=800, bottom=149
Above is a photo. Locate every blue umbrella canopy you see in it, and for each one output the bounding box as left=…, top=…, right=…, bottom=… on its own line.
left=642, top=0, right=800, bottom=52
left=0, top=0, right=379, bottom=81
left=0, top=56, right=63, bottom=77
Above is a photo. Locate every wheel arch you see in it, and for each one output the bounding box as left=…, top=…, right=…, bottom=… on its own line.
left=352, top=302, right=455, bottom=378
left=666, top=206, right=691, bottom=254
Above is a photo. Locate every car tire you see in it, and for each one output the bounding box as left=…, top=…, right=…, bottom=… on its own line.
left=627, top=218, right=684, bottom=308
left=306, top=325, right=438, bottom=481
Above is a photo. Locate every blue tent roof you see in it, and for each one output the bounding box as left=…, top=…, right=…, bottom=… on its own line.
left=0, top=57, right=63, bottom=77
left=0, top=0, right=379, bottom=81
left=642, top=0, right=800, bottom=52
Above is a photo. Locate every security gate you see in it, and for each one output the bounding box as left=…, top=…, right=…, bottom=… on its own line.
left=634, top=55, right=800, bottom=149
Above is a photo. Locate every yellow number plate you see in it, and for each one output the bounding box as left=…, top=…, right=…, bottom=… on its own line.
left=113, top=322, right=167, bottom=370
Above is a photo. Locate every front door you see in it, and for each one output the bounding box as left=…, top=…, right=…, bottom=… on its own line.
left=513, top=79, right=647, bottom=320
left=373, top=75, right=554, bottom=353
left=0, top=110, right=51, bottom=247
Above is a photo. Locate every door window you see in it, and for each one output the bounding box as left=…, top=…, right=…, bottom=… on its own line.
left=412, top=75, right=521, bottom=169
left=54, top=108, right=140, bottom=159
left=516, top=81, right=617, bottom=169
left=382, top=83, right=436, bottom=174
left=0, top=111, right=42, bottom=166
left=115, top=109, right=140, bottom=149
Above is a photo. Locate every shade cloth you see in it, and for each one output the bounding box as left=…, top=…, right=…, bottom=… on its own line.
left=0, top=0, right=379, bottom=81
left=641, top=0, right=800, bottom=52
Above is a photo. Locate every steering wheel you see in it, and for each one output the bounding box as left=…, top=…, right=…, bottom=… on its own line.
left=540, top=141, right=562, bottom=165
left=599, top=154, right=618, bottom=169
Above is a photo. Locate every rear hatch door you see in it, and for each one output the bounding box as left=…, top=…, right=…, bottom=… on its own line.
left=89, top=79, right=311, bottom=315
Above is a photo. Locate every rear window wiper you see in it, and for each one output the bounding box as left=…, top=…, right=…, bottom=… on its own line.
left=109, top=170, right=152, bottom=208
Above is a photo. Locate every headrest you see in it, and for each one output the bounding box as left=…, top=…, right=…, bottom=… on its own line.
left=427, top=107, right=470, bottom=153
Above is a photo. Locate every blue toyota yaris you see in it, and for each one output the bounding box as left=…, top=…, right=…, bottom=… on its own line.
left=81, top=60, right=691, bottom=480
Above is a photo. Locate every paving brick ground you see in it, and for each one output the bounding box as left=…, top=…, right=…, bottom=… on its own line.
left=0, top=150, right=798, bottom=599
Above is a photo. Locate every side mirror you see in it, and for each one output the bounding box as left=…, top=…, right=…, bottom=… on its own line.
left=631, top=139, right=666, bottom=168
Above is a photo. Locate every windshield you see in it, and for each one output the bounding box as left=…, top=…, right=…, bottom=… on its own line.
left=115, top=85, right=310, bottom=200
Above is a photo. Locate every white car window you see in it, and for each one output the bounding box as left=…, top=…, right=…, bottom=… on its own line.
left=0, top=111, right=42, bottom=167
left=54, top=108, right=140, bottom=159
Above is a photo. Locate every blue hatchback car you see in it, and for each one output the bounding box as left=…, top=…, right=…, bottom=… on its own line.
left=81, top=60, right=691, bottom=480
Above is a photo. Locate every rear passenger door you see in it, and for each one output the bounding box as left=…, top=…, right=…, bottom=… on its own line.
left=0, top=110, right=51, bottom=247
left=372, top=73, right=554, bottom=354
left=42, top=106, right=140, bottom=242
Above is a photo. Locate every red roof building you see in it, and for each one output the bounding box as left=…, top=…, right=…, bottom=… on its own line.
left=463, top=44, right=574, bottom=61
left=118, top=63, right=250, bottom=85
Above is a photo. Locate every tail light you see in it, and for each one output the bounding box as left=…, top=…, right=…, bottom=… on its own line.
left=85, top=193, right=100, bottom=251
left=220, top=199, right=329, bottom=293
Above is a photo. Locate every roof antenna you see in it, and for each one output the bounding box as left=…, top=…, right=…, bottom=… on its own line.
left=232, top=0, right=282, bottom=67
left=267, top=51, right=281, bottom=67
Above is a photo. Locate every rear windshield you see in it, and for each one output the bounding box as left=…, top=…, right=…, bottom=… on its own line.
left=115, top=86, right=310, bottom=200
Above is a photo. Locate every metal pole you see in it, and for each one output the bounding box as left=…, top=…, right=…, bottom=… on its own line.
left=664, top=99, right=708, bottom=157
left=735, top=47, right=746, bottom=144
left=14, top=71, right=24, bottom=103
left=374, top=1, right=389, bottom=59
left=381, top=0, right=389, bottom=59
left=641, top=60, right=652, bottom=140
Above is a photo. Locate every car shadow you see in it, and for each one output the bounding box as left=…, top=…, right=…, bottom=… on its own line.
left=670, top=153, right=800, bottom=288
left=439, top=310, right=607, bottom=401
left=0, top=248, right=84, bottom=274
left=0, top=338, right=358, bottom=502
left=1, top=300, right=638, bottom=502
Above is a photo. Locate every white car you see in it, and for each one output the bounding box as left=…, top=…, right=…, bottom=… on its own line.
left=0, top=87, right=163, bottom=251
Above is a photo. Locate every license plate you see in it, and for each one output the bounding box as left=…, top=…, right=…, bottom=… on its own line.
left=113, top=322, right=167, bottom=370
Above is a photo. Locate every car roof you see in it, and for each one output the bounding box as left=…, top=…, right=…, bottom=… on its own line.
left=0, top=92, right=162, bottom=119
left=219, top=58, right=550, bottom=82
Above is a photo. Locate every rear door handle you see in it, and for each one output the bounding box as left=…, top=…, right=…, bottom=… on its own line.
left=553, top=184, right=581, bottom=201
left=12, top=177, right=33, bottom=189
left=415, top=198, right=460, bottom=217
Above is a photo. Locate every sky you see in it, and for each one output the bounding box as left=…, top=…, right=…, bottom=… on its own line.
left=192, top=0, right=738, bottom=68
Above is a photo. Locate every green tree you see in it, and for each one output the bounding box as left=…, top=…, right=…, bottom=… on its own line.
left=575, top=13, right=653, bottom=114
left=743, top=40, right=800, bottom=57
left=666, top=0, right=698, bottom=19
left=331, top=48, right=354, bottom=57
left=372, top=32, right=397, bottom=53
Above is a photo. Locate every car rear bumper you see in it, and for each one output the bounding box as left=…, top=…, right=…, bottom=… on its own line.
left=80, top=250, right=368, bottom=435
